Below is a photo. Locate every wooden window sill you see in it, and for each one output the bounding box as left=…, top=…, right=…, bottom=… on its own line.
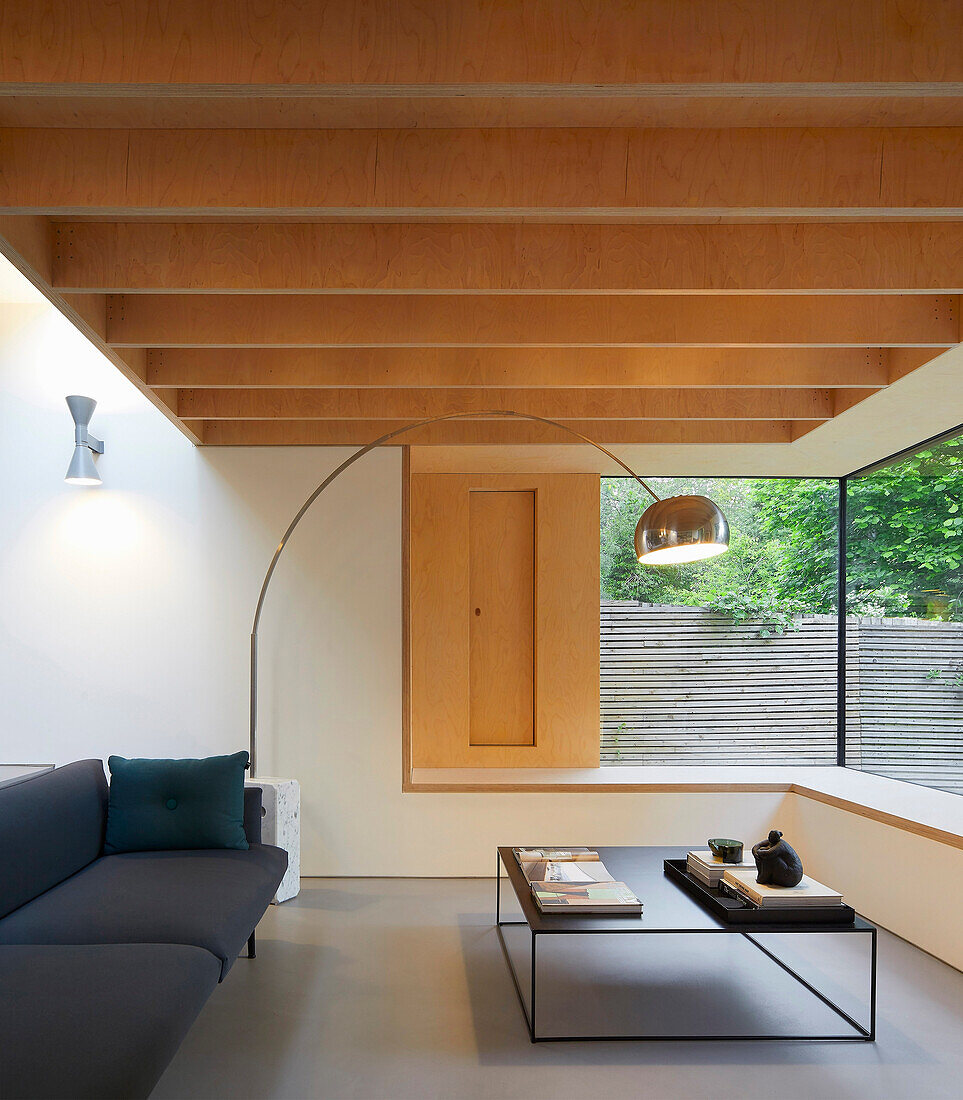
left=406, top=765, right=963, bottom=850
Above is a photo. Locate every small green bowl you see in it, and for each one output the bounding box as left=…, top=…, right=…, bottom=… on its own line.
left=708, top=838, right=744, bottom=864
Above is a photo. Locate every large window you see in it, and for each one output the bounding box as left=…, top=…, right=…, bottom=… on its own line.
left=600, top=452, right=963, bottom=796
left=845, top=433, right=963, bottom=794
left=600, top=476, right=838, bottom=766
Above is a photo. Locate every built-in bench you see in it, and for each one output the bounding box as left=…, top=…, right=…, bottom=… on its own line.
left=410, top=764, right=963, bottom=971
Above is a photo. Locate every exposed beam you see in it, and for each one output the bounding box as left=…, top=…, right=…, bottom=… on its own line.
left=1, top=2, right=959, bottom=84
left=191, top=419, right=801, bottom=447
left=105, top=293, right=960, bottom=347
left=832, top=389, right=873, bottom=416
left=888, top=346, right=949, bottom=381
left=4, top=128, right=963, bottom=218
left=5, top=90, right=963, bottom=131
left=145, top=347, right=894, bottom=390
left=175, top=387, right=844, bottom=421
left=53, top=222, right=963, bottom=294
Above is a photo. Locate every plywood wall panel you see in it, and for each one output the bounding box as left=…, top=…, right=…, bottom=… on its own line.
left=409, top=473, right=599, bottom=768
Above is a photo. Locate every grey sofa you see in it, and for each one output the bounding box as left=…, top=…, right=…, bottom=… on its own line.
left=0, top=759, right=287, bottom=1100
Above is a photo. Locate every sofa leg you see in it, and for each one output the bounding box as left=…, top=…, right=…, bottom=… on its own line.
left=247, top=931, right=256, bottom=959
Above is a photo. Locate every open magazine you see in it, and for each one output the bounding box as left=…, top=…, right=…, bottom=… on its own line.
left=529, top=881, right=643, bottom=914
left=514, top=850, right=642, bottom=914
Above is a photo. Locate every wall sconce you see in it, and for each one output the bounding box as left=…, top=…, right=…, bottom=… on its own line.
left=64, top=395, right=104, bottom=486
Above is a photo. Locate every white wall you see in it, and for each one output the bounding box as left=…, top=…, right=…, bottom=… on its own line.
left=786, top=794, right=963, bottom=972
left=0, top=299, right=786, bottom=875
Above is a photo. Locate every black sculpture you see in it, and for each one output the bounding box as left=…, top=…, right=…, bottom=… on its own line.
left=751, top=830, right=804, bottom=887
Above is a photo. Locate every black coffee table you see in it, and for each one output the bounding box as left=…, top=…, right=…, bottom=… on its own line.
left=496, top=845, right=876, bottom=1043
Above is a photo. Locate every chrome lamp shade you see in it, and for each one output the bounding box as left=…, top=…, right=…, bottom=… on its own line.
left=635, top=494, right=730, bottom=565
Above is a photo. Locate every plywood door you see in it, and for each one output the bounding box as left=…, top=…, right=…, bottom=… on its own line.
left=408, top=472, right=600, bottom=768
left=469, top=490, right=535, bottom=746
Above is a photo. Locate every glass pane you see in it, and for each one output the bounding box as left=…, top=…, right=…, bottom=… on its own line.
left=601, top=476, right=838, bottom=766
left=845, top=433, right=963, bottom=795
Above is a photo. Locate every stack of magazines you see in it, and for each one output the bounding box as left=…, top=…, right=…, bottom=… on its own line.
left=686, top=849, right=755, bottom=886
left=514, top=848, right=642, bottom=915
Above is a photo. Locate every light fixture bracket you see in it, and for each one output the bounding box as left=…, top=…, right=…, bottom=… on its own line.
left=83, top=431, right=105, bottom=455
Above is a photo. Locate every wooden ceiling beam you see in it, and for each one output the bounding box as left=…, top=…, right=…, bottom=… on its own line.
left=191, top=419, right=800, bottom=447
left=6, top=91, right=963, bottom=131
left=104, top=293, right=960, bottom=348
left=1, top=2, right=959, bottom=84
left=53, top=222, right=963, bottom=294
left=4, top=128, right=963, bottom=217
left=888, top=347, right=949, bottom=381
left=144, top=347, right=895, bottom=390
left=174, top=387, right=842, bottom=422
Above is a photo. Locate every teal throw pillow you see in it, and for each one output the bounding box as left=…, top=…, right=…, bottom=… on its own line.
left=105, top=752, right=249, bottom=853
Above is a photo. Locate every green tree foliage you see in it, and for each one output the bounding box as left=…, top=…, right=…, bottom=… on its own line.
left=747, top=478, right=838, bottom=613
left=600, top=476, right=807, bottom=630
left=600, top=436, right=963, bottom=623
left=846, top=438, right=963, bottom=617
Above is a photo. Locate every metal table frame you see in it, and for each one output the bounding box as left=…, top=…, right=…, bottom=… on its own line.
left=496, top=848, right=877, bottom=1043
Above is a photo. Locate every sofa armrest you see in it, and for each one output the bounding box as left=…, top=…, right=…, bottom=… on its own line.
left=243, top=786, right=263, bottom=845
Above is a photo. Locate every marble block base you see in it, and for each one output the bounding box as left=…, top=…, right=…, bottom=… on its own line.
left=246, top=777, right=300, bottom=903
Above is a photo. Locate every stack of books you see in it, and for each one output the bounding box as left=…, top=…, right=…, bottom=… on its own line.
left=720, top=867, right=845, bottom=910
left=686, top=849, right=755, bottom=887
left=513, top=848, right=642, bottom=915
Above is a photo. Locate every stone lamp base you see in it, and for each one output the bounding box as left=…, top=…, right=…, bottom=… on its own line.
left=246, top=777, right=300, bottom=903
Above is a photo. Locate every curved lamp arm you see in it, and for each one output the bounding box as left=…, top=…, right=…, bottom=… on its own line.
left=248, top=409, right=661, bottom=776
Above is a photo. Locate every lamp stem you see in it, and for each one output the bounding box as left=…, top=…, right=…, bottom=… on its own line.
left=248, top=409, right=660, bottom=776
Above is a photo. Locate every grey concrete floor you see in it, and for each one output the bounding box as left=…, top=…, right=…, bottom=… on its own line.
left=153, top=878, right=963, bottom=1100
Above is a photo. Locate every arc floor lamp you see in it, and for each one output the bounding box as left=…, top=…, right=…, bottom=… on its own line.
left=248, top=410, right=729, bottom=776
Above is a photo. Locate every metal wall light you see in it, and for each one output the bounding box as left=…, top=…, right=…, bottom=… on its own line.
left=64, top=395, right=104, bottom=486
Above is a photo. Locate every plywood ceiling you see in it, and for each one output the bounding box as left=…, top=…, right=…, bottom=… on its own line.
left=0, top=0, right=961, bottom=449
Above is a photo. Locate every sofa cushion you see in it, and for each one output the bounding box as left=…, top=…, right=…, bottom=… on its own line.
left=0, top=844, right=287, bottom=980
left=0, top=760, right=107, bottom=920
left=0, top=943, right=219, bottom=1100
left=105, top=752, right=249, bottom=853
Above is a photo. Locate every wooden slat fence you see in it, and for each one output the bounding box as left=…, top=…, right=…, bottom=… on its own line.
left=600, top=601, right=963, bottom=794
left=853, top=617, right=963, bottom=794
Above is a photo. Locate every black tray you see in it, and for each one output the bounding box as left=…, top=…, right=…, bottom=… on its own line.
left=663, top=859, right=856, bottom=925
